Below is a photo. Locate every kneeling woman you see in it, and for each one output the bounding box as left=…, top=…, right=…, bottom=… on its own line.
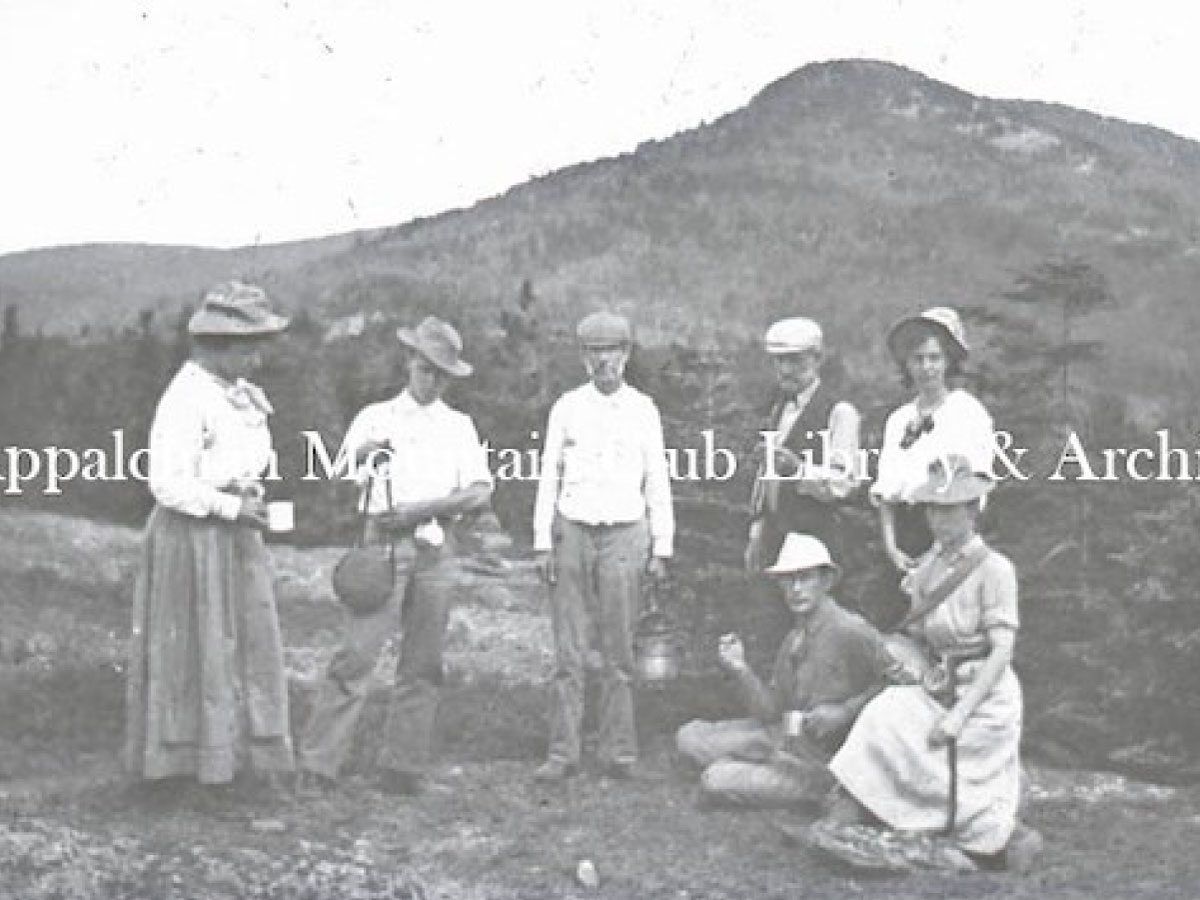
left=828, top=456, right=1029, bottom=863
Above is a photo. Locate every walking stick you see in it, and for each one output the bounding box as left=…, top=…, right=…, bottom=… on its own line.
left=946, top=738, right=958, bottom=835
left=943, top=654, right=960, bottom=837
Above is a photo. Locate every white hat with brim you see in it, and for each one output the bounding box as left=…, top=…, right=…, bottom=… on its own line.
left=764, top=317, right=823, bottom=355
left=188, top=281, right=289, bottom=337
left=909, top=454, right=995, bottom=505
left=397, top=316, right=473, bottom=377
left=887, top=306, right=969, bottom=362
left=763, top=533, right=841, bottom=579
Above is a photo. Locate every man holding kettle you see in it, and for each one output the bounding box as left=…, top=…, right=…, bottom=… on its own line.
left=532, top=310, right=674, bottom=783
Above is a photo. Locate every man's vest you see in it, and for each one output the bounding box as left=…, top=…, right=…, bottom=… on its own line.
left=754, top=381, right=844, bottom=564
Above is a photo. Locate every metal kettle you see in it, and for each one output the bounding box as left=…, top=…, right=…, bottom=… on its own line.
left=633, top=606, right=683, bottom=683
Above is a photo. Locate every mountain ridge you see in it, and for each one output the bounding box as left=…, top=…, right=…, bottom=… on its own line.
left=2, top=59, right=1198, bottom=402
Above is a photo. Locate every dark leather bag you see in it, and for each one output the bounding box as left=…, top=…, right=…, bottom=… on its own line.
left=331, top=476, right=395, bottom=616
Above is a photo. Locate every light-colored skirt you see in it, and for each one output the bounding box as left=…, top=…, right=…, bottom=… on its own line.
left=828, top=670, right=1022, bottom=855
left=124, top=506, right=294, bottom=783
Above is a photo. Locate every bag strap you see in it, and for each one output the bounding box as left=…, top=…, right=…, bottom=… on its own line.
left=353, top=474, right=372, bottom=545
left=896, top=543, right=991, bottom=633
left=355, top=472, right=396, bottom=569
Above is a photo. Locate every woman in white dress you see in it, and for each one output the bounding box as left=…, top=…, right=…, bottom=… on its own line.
left=827, top=457, right=1040, bottom=870
left=124, top=282, right=294, bottom=790
left=870, top=307, right=994, bottom=626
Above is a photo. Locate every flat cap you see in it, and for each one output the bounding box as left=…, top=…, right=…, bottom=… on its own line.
left=763, top=317, right=823, bottom=354
left=576, top=311, right=632, bottom=346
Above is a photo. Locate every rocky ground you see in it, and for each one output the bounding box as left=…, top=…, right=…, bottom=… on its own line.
left=1, top=509, right=1198, bottom=899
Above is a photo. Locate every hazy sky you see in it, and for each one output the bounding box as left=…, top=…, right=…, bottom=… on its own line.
left=1, top=0, right=1194, bottom=255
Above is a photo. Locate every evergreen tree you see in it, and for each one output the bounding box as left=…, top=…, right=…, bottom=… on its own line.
left=999, top=255, right=1115, bottom=417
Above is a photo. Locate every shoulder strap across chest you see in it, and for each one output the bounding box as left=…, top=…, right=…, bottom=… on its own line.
left=896, top=543, right=992, bottom=633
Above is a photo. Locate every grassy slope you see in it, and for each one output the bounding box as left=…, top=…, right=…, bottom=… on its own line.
left=2, top=507, right=1199, bottom=898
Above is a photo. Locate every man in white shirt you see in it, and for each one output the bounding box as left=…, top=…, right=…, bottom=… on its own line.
left=745, top=317, right=861, bottom=572
left=297, top=317, right=493, bottom=796
left=532, top=311, right=674, bottom=782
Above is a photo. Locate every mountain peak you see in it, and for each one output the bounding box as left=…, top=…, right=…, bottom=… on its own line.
left=751, top=58, right=976, bottom=111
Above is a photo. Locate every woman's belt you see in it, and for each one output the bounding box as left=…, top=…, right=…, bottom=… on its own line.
left=938, top=646, right=990, bottom=665
left=923, top=646, right=990, bottom=703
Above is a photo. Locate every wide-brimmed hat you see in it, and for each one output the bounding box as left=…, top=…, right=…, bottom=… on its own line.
left=763, top=533, right=841, bottom=579
left=397, top=316, right=473, bottom=377
left=576, top=311, right=632, bottom=346
left=188, top=281, right=289, bottom=337
left=887, top=306, right=968, bottom=362
left=910, top=454, right=995, bottom=505
left=764, top=317, right=823, bottom=355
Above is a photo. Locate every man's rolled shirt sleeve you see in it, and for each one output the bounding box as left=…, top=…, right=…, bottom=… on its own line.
left=532, top=401, right=566, bottom=552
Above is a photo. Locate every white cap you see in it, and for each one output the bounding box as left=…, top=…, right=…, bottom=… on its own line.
left=764, top=318, right=823, bottom=355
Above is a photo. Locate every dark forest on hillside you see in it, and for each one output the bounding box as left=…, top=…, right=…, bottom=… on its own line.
left=2, top=257, right=1199, bottom=782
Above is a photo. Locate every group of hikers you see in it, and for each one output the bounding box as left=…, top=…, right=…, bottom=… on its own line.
left=123, top=279, right=1041, bottom=875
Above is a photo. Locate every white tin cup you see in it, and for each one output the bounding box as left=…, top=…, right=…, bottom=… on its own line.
left=784, top=710, right=806, bottom=738
left=266, top=501, right=295, bottom=533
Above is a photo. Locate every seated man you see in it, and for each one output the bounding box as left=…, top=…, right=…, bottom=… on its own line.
left=676, top=534, right=890, bottom=807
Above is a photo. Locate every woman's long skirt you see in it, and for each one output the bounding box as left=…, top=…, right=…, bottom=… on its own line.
left=124, top=506, right=294, bottom=783
left=828, top=672, right=1022, bottom=855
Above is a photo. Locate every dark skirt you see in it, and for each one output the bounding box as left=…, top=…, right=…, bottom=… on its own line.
left=858, top=504, right=934, bottom=631
left=124, top=506, right=294, bottom=783
left=893, top=503, right=933, bottom=559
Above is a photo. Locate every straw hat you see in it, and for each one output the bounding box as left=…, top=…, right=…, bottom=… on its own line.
left=887, top=306, right=968, bottom=362
left=188, top=281, right=289, bottom=337
left=909, top=454, right=995, bottom=505
left=396, top=316, right=473, bottom=377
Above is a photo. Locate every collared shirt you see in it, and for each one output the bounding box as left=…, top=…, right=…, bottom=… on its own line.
left=533, top=381, right=674, bottom=556
left=872, top=389, right=994, bottom=504
left=766, top=377, right=861, bottom=504
left=148, top=361, right=275, bottom=520
left=340, top=390, right=493, bottom=514
left=737, top=598, right=890, bottom=727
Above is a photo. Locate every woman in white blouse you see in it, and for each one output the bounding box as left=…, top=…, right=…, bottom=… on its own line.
left=872, top=308, right=995, bottom=589
left=124, top=281, right=294, bottom=791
